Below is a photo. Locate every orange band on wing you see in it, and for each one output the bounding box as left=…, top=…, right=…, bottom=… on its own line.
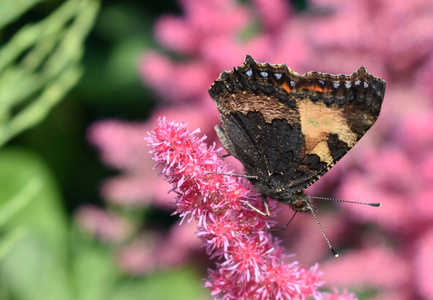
left=301, top=85, right=333, bottom=93
left=281, top=82, right=292, bottom=93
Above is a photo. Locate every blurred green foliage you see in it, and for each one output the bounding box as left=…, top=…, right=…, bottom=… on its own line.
left=0, top=0, right=97, bottom=146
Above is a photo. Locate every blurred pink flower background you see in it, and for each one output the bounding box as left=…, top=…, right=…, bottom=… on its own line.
left=79, top=0, right=433, bottom=299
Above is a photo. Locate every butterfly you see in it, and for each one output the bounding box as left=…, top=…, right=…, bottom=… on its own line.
left=209, top=55, right=385, bottom=216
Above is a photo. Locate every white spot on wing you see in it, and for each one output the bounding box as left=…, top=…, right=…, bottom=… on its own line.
left=318, top=80, right=325, bottom=85
left=333, top=82, right=340, bottom=89
left=260, top=71, right=268, bottom=78
left=246, top=69, right=253, bottom=77
left=290, top=80, right=295, bottom=87
left=364, top=82, right=369, bottom=88
left=345, top=82, right=351, bottom=88
left=354, top=80, right=361, bottom=86
left=274, top=73, right=282, bottom=80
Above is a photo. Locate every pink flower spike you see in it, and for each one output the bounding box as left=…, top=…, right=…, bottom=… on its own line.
left=147, top=118, right=331, bottom=299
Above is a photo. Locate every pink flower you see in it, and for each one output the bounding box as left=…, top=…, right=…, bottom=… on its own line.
left=147, top=118, right=328, bottom=299
left=115, top=221, right=201, bottom=275
left=414, top=228, right=433, bottom=300
left=252, top=0, right=292, bottom=33
left=139, top=0, right=310, bottom=105
left=88, top=107, right=215, bottom=208
left=154, top=0, right=251, bottom=55
left=320, top=246, right=410, bottom=290
left=308, top=0, right=433, bottom=77
left=76, top=205, right=132, bottom=243
left=87, top=119, right=173, bottom=208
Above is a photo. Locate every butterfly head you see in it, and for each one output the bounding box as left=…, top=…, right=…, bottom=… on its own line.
left=286, top=191, right=317, bottom=212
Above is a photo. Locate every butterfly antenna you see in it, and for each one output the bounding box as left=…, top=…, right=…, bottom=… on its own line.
left=310, top=196, right=381, bottom=207
left=307, top=203, right=339, bottom=258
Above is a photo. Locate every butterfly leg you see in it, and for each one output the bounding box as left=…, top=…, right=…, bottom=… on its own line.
left=244, top=195, right=270, bottom=216
left=262, top=195, right=270, bottom=216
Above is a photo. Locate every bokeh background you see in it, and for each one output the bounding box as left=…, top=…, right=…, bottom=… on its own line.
left=1, top=0, right=433, bottom=299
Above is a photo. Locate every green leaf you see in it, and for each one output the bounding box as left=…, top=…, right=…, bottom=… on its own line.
left=0, top=0, right=100, bottom=147
left=0, top=148, right=67, bottom=244
left=0, top=148, right=70, bottom=300
left=110, top=266, right=210, bottom=300
left=69, top=232, right=120, bottom=300
left=0, top=0, right=42, bottom=29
